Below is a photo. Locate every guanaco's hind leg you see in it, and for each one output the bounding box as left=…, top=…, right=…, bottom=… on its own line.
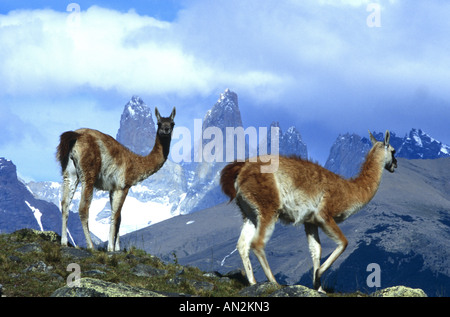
left=79, top=182, right=95, bottom=249
left=235, top=170, right=280, bottom=285
left=237, top=215, right=278, bottom=285
left=60, top=159, right=79, bottom=247
left=237, top=219, right=257, bottom=284
left=250, top=213, right=278, bottom=284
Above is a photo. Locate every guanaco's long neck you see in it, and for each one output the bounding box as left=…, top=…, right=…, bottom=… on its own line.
left=350, top=145, right=385, bottom=205
left=133, top=134, right=172, bottom=184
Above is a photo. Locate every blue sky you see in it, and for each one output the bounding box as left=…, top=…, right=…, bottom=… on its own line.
left=0, top=0, right=184, bottom=20
left=1, top=0, right=449, bottom=182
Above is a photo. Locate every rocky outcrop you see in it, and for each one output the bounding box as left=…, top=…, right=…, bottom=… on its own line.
left=370, top=286, right=427, bottom=297
left=10, top=228, right=61, bottom=243
left=270, top=285, right=325, bottom=297
left=51, top=277, right=165, bottom=297
left=238, top=282, right=325, bottom=297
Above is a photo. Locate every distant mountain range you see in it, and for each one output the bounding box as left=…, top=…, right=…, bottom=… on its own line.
left=325, top=129, right=450, bottom=178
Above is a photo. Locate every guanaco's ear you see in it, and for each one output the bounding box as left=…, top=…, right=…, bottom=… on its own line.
left=170, top=107, right=176, bottom=120
left=368, top=130, right=377, bottom=145
left=155, top=107, right=161, bottom=123
left=384, top=130, right=390, bottom=146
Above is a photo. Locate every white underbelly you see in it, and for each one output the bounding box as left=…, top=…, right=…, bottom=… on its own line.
left=275, top=176, right=322, bottom=225
left=278, top=193, right=321, bottom=225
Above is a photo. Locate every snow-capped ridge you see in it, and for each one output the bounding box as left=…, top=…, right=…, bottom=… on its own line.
left=125, top=96, right=147, bottom=116
left=398, top=128, right=450, bottom=159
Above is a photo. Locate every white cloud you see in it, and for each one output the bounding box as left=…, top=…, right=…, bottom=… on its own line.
left=0, top=7, right=204, bottom=95
left=0, top=5, right=290, bottom=100
left=1, top=1, right=449, bottom=102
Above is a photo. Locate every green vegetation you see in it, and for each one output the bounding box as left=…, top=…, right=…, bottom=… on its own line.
left=0, top=229, right=246, bottom=297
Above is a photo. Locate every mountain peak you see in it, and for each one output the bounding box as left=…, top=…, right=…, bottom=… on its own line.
left=125, top=96, right=149, bottom=118
left=324, top=133, right=371, bottom=178
left=217, top=88, right=238, bottom=104
left=130, top=95, right=143, bottom=104
left=267, top=123, right=308, bottom=158
left=0, top=157, right=17, bottom=185
left=116, top=96, right=156, bottom=156
left=203, top=89, right=242, bottom=131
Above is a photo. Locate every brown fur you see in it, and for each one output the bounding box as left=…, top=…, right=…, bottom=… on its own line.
left=220, top=161, right=245, bottom=201
left=221, top=131, right=397, bottom=291
left=57, top=107, right=176, bottom=251
left=56, top=131, right=81, bottom=172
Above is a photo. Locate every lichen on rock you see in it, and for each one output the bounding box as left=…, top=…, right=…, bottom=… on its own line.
left=51, top=278, right=166, bottom=297
left=370, top=286, right=427, bottom=297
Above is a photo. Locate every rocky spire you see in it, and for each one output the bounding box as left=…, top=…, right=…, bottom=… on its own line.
left=116, top=96, right=156, bottom=156
left=202, top=88, right=243, bottom=136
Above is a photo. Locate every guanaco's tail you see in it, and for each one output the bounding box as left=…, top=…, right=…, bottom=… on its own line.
left=56, top=131, right=80, bottom=173
left=220, top=161, right=246, bottom=202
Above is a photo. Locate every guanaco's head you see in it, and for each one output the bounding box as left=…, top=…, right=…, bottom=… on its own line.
left=369, top=130, right=398, bottom=173
left=155, top=107, right=176, bottom=137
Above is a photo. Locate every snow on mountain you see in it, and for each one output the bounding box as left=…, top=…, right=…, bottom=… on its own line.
left=397, top=128, right=450, bottom=159
left=88, top=194, right=175, bottom=242
left=202, top=89, right=243, bottom=135
left=25, top=200, right=44, bottom=231
left=27, top=181, right=61, bottom=207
